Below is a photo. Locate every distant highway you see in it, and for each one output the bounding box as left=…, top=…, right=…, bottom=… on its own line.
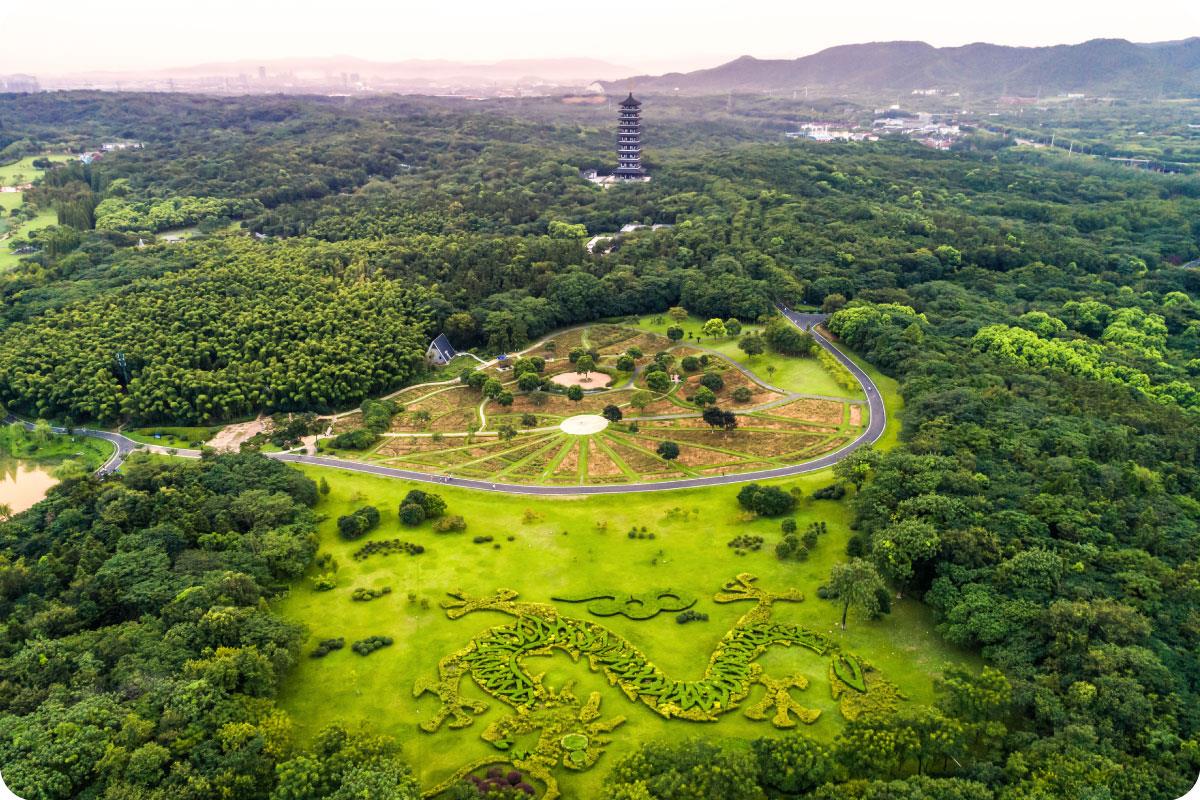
left=4, top=311, right=887, bottom=494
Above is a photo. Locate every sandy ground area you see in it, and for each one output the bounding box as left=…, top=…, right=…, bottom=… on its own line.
left=208, top=417, right=269, bottom=452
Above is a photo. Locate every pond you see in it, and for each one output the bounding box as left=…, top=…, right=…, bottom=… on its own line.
left=0, top=458, right=58, bottom=516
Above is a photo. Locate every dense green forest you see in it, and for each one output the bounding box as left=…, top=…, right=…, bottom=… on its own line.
left=0, top=91, right=1198, bottom=798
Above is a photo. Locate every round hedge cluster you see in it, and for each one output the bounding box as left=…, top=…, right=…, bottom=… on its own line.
left=351, top=586, right=392, bottom=602
left=351, top=636, right=394, bottom=656
left=675, top=609, right=709, bottom=624
left=728, top=534, right=764, bottom=554
left=464, top=767, right=535, bottom=796
left=310, top=637, right=345, bottom=658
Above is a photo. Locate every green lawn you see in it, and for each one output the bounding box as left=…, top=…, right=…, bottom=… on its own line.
left=274, top=464, right=975, bottom=797
left=630, top=313, right=862, bottom=399
left=0, top=207, right=58, bottom=272
left=0, top=424, right=116, bottom=471
left=124, top=426, right=222, bottom=448
left=0, top=154, right=70, bottom=186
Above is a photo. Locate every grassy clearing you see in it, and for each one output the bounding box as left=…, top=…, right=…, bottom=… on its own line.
left=0, top=207, right=58, bottom=272
left=274, top=465, right=975, bottom=797
left=629, top=313, right=861, bottom=399
left=0, top=155, right=70, bottom=186
left=124, top=426, right=223, bottom=448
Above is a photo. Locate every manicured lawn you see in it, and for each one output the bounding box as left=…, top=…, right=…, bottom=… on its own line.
left=274, top=465, right=976, bottom=797
left=124, top=426, right=223, bottom=448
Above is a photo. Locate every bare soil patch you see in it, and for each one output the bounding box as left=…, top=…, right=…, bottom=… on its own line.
left=599, top=331, right=671, bottom=356
left=554, top=441, right=580, bottom=476
left=209, top=417, right=269, bottom=452
left=586, top=440, right=623, bottom=478
left=849, top=404, right=862, bottom=426
left=771, top=397, right=846, bottom=425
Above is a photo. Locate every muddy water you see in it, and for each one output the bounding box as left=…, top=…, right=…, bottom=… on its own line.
left=0, top=459, right=57, bottom=515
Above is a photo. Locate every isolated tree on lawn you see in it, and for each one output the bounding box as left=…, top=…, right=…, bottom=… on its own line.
left=602, top=404, right=623, bottom=423
left=739, top=333, right=765, bottom=359
left=656, top=440, right=680, bottom=461
left=666, top=326, right=684, bottom=343
left=567, top=385, right=584, bottom=402
left=828, top=558, right=885, bottom=630
left=702, top=318, right=728, bottom=339
left=667, top=306, right=689, bottom=322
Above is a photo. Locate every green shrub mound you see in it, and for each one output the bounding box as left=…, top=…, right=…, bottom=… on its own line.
left=352, top=636, right=394, bottom=656
left=351, top=538, right=425, bottom=561
left=337, top=505, right=381, bottom=540
left=310, top=637, right=345, bottom=658
left=352, top=586, right=393, bottom=602
left=329, top=428, right=378, bottom=450
left=434, top=514, right=468, bottom=533
left=728, top=534, right=764, bottom=554
left=675, top=609, right=709, bottom=624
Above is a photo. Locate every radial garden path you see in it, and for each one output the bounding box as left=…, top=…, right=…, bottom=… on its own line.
left=7, top=312, right=886, bottom=494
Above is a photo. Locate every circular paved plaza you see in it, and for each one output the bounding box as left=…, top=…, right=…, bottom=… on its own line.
left=559, top=414, right=609, bottom=435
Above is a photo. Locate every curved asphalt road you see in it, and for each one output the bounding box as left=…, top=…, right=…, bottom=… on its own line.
left=4, top=311, right=886, bottom=495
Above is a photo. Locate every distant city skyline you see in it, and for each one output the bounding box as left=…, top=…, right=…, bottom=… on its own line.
left=4, top=0, right=1198, bottom=75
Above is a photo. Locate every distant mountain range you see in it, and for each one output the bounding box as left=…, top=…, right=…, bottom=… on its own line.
left=601, top=38, right=1200, bottom=97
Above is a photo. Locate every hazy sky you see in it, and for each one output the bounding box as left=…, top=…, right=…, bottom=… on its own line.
left=4, top=0, right=1198, bottom=74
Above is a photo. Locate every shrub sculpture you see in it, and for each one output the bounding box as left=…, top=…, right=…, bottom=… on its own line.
left=550, top=589, right=697, bottom=620
left=412, top=575, right=889, bottom=800
left=463, top=766, right=536, bottom=796
left=351, top=538, right=424, bottom=561
left=351, top=635, right=394, bottom=656
left=310, top=637, right=344, bottom=658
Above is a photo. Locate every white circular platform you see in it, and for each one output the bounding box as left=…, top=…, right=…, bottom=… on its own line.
left=559, top=415, right=609, bottom=435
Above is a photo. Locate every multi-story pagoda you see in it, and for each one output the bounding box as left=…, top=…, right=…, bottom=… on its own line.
left=614, top=92, right=644, bottom=179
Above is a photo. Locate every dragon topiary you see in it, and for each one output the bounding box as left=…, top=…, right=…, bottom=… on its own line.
left=413, top=574, right=892, bottom=799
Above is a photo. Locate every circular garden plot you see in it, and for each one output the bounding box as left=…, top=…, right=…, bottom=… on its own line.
left=322, top=320, right=869, bottom=487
